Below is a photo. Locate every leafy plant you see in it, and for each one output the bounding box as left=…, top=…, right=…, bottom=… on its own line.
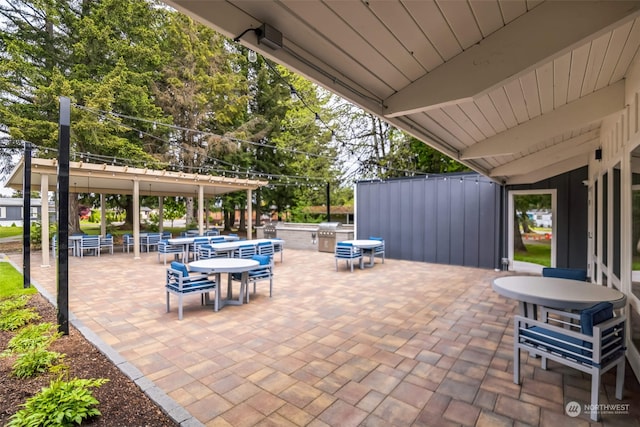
left=0, top=307, right=40, bottom=331
left=7, top=377, right=109, bottom=427
left=2, top=322, right=62, bottom=356
left=12, top=348, right=65, bottom=379
left=0, top=295, right=30, bottom=315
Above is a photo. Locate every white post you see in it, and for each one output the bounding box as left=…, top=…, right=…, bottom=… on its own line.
left=40, top=173, right=50, bottom=267
left=100, top=194, right=106, bottom=237
left=198, top=185, right=204, bottom=235
left=133, top=179, right=140, bottom=259
left=247, top=189, right=253, bottom=240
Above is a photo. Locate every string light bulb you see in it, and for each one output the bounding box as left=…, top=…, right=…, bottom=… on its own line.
left=248, top=49, right=258, bottom=63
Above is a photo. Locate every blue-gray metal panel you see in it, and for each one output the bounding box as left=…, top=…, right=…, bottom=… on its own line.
left=410, top=179, right=425, bottom=261
left=478, top=181, right=500, bottom=269
left=449, top=179, right=465, bottom=265
left=436, top=178, right=451, bottom=264
left=424, top=179, right=438, bottom=263
left=463, top=180, right=480, bottom=267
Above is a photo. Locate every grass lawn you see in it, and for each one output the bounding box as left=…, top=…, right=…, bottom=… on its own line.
left=514, top=241, right=551, bottom=267
left=0, top=262, right=36, bottom=298
left=0, top=227, right=22, bottom=239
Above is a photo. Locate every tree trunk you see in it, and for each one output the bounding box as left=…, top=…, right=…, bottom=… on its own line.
left=238, top=205, right=246, bottom=232
left=255, top=189, right=262, bottom=227
left=69, top=196, right=81, bottom=234
left=185, top=197, right=195, bottom=226
left=514, top=217, right=527, bottom=252
left=223, top=208, right=232, bottom=231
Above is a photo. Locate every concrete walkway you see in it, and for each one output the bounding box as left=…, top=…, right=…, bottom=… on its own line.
left=4, top=249, right=639, bottom=426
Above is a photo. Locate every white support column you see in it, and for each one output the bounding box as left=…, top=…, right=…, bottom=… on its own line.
left=40, top=174, right=50, bottom=267
left=247, top=189, right=253, bottom=240
left=100, top=194, right=106, bottom=237
left=133, top=179, right=140, bottom=259
left=158, top=196, right=164, bottom=233
left=198, top=185, right=204, bottom=235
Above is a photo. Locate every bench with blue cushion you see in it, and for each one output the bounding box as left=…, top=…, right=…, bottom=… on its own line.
left=166, top=261, right=217, bottom=320
left=514, top=302, right=626, bottom=421
left=542, top=267, right=588, bottom=281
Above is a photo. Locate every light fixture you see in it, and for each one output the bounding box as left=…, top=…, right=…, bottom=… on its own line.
left=247, top=49, right=257, bottom=63
left=233, top=23, right=283, bottom=50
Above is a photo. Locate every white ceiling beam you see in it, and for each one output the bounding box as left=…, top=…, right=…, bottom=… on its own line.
left=461, top=80, right=624, bottom=159
left=383, top=1, right=640, bottom=118
left=504, top=154, right=590, bottom=185
left=489, top=130, right=599, bottom=177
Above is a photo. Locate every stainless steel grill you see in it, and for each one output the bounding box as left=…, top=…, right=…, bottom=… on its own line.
left=263, top=222, right=277, bottom=238
left=317, top=222, right=342, bottom=253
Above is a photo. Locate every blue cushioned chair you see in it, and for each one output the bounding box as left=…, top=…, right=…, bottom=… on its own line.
left=369, top=236, right=385, bottom=264
left=234, top=243, right=256, bottom=259
left=542, top=267, right=588, bottom=281
left=335, top=242, right=362, bottom=272
left=272, top=237, right=284, bottom=262
left=99, top=234, right=114, bottom=255
left=158, top=240, right=183, bottom=265
left=198, top=244, right=226, bottom=260
left=166, top=261, right=217, bottom=320
left=234, top=254, right=274, bottom=301
left=122, top=234, right=135, bottom=253
left=79, top=235, right=100, bottom=257
left=514, top=302, right=626, bottom=421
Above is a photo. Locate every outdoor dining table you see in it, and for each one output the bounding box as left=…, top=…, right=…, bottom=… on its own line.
left=492, top=276, right=627, bottom=319
left=189, top=258, right=259, bottom=311
left=68, top=235, right=84, bottom=257
left=341, top=239, right=383, bottom=268
left=168, top=235, right=239, bottom=260
left=209, top=238, right=285, bottom=258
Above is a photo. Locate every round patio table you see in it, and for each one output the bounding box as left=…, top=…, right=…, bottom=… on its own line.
left=342, top=239, right=383, bottom=268
left=493, top=276, right=626, bottom=318
left=189, top=258, right=259, bottom=311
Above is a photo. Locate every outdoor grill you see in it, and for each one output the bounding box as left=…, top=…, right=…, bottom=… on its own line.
left=263, top=222, right=277, bottom=238
left=317, top=222, right=342, bottom=253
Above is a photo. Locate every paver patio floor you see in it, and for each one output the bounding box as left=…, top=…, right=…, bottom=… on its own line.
left=6, top=248, right=640, bottom=426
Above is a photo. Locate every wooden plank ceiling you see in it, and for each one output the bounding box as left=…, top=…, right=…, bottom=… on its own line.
left=165, top=0, right=640, bottom=184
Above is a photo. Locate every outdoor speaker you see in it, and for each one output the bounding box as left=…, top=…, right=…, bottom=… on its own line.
left=595, top=148, right=602, bottom=160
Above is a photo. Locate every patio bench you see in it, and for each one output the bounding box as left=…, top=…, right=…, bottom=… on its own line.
left=514, top=302, right=626, bottom=421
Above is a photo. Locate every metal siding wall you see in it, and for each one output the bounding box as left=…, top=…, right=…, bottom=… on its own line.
left=436, top=179, right=451, bottom=264
left=449, top=180, right=465, bottom=265
left=463, top=180, right=480, bottom=267
left=424, top=179, right=438, bottom=263
left=479, top=182, right=501, bottom=269
left=356, top=173, right=502, bottom=269
left=411, top=179, right=426, bottom=261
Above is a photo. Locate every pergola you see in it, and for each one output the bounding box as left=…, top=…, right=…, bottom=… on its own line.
left=5, top=157, right=268, bottom=265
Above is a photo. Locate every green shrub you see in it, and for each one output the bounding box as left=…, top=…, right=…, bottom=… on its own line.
left=2, top=322, right=62, bottom=356
left=0, top=307, right=40, bottom=331
left=12, top=348, right=64, bottom=378
left=7, top=376, right=109, bottom=427
left=0, top=295, right=30, bottom=315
